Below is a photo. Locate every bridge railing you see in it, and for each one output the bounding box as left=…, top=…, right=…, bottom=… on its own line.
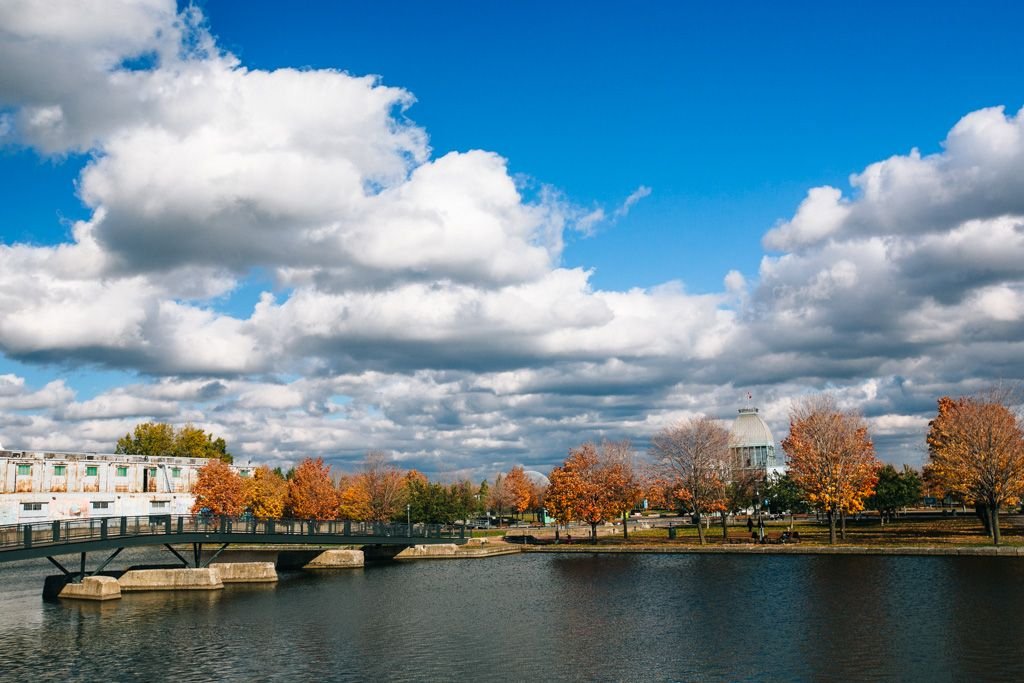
left=0, top=514, right=464, bottom=554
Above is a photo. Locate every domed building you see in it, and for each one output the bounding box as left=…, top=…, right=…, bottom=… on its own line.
left=728, top=407, right=785, bottom=477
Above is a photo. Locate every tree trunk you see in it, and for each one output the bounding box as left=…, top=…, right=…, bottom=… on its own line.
left=622, top=511, right=629, bottom=539
left=976, top=503, right=992, bottom=536
left=827, top=509, right=837, bottom=545
left=990, top=504, right=1001, bottom=546
left=840, top=509, right=847, bottom=540
left=554, top=525, right=560, bottom=542
left=696, top=513, right=706, bottom=545
left=590, top=521, right=598, bottom=542
left=721, top=512, right=729, bottom=541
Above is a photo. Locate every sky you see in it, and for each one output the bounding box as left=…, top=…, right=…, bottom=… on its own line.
left=2, top=0, right=1024, bottom=478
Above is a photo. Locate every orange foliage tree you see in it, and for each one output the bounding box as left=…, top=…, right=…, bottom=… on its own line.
left=191, top=459, right=245, bottom=517
left=598, top=440, right=644, bottom=539
left=546, top=442, right=638, bottom=541
left=782, top=395, right=878, bottom=544
left=927, top=393, right=1024, bottom=546
left=505, top=466, right=533, bottom=521
left=337, top=473, right=373, bottom=521
left=362, top=451, right=408, bottom=522
left=244, top=465, right=288, bottom=519
left=650, top=416, right=729, bottom=545
left=286, top=457, right=339, bottom=521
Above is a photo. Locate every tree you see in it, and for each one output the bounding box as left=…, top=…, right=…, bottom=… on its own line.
left=504, top=466, right=533, bottom=521
left=244, top=465, right=289, bottom=519
left=117, top=422, right=233, bottom=463
left=867, top=465, right=922, bottom=524
left=650, top=416, right=729, bottom=545
left=927, top=393, right=1024, bottom=546
left=598, top=440, right=644, bottom=539
left=476, top=480, right=490, bottom=516
left=545, top=442, right=637, bottom=542
left=286, top=458, right=339, bottom=521
left=337, top=474, right=372, bottom=521
left=191, top=459, right=245, bottom=517
left=117, top=422, right=175, bottom=457
left=782, top=395, right=879, bottom=544
left=488, top=473, right=515, bottom=525
left=763, top=472, right=810, bottom=517
left=361, top=451, right=408, bottom=522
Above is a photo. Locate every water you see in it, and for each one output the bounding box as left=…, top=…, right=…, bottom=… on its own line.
left=1, top=549, right=1022, bottom=681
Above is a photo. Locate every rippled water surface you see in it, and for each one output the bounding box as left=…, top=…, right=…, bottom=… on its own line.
left=1, top=550, right=1023, bottom=681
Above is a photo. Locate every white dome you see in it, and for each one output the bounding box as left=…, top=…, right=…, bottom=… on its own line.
left=729, top=408, right=775, bottom=447
left=524, top=470, right=550, bottom=487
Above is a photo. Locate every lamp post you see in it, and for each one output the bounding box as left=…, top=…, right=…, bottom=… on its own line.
left=406, top=503, right=411, bottom=538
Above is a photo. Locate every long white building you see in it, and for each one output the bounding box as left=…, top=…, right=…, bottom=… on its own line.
left=0, top=449, right=254, bottom=525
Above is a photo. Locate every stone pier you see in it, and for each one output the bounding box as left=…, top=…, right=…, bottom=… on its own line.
left=395, top=543, right=460, bottom=559
left=212, top=562, right=278, bottom=583
left=303, top=549, right=364, bottom=569
left=58, top=576, right=122, bottom=601
left=118, top=568, right=223, bottom=591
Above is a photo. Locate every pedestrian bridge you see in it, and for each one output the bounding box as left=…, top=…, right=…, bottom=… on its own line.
left=0, top=514, right=467, bottom=577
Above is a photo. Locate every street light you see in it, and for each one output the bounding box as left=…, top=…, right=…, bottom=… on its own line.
left=406, top=503, right=411, bottom=537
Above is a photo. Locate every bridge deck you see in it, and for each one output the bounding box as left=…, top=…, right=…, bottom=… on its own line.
left=0, top=515, right=466, bottom=563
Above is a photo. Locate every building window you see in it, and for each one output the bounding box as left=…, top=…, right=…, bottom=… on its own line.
left=92, top=501, right=110, bottom=510
left=86, top=466, right=99, bottom=477
left=22, top=502, right=43, bottom=511
left=116, top=466, right=128, bottom=477
left=239, top=470, right=250, bottom=478
left=53, top=465, right=67, bottom=476
left=171, top=467, right=181, bottom=478
left=151, top=501, right=169, bottom=509
left=17, top=464, right=31, bottom=476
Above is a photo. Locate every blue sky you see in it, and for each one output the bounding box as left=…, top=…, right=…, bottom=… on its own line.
left=1, top=1, right=1024, bottom=474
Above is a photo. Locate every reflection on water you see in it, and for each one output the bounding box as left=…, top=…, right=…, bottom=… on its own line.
left=1, top=548, right=1023, bottom=681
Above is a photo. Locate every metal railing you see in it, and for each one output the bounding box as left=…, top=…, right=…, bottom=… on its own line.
left=0, top=514, right=465, bottom=555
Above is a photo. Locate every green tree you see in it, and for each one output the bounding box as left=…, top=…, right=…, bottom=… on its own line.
left=117, top=422, right=175, bottom=456
left=115, top=422, right=233, bottom=463
left=867, top=464, right=922, bottom=524
left=763, top=473, right=810, bottom=517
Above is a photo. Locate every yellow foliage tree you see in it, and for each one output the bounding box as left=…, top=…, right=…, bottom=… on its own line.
left=782, top=395, right=878, bottom=544
left=337, top=474, right=372, bottom=521
left=244, top=465, right=288, bottom=520
left=927, top=393, right=1024, bottom=546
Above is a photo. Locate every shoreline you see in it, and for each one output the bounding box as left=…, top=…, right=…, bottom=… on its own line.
left=521, top=543, right=1024, bottom=557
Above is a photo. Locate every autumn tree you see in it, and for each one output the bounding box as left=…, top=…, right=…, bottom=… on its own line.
left=927, top=393, right=1024, bottom=545
left=191, top=459, right=245, bottom=517
left=337, top=473, right=372, bottom=521
left=286, top=457, right=339, bottom=521
left=244, top=465, right=289, bottom=519
left=488, top=473, right=515, bottom=525
left=505, top=466, right=534, bottom=521
left=117, top=422, right=233, bottom=463
left=782, top=395, right=879, bottom=544
left=545, top=442, right=638, bottom=542
left=597, top=440, right=644, bottom=539
left=650, top=416, right=729, bottom=545
left=361, top=451, right=408, bottom=522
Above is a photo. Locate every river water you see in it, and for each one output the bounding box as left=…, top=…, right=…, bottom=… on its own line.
left=0, top=549, right=1022, bottom=681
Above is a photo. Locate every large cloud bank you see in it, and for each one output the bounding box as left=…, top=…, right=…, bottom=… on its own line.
left=1, top=2, right=1021, bottom=475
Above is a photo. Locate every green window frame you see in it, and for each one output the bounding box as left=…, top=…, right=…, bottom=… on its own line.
left=16, top=464, right=31, bottom=476
left=86, top=466, right=98, bottom=477
left=53, top=465, right=67, bottom=476
left=171, top=467, right=181, bottom=478
left=116, top=466, right=128, bottom=477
